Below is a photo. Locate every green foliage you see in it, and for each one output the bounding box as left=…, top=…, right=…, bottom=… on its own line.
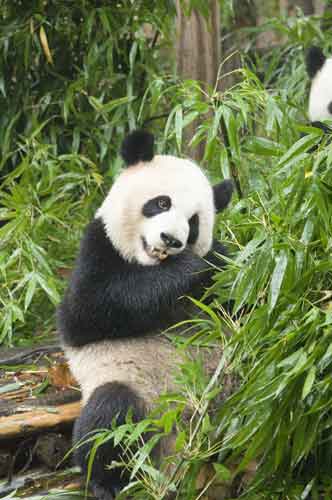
left=0, top=0, right=174, bottom=346
left=211, top=133, right=332, bottom=497
left=2, top=2, right=332, bottom=499
left=0, top=0, right=174, bottom=173
left=0, top=140, right=101, bottom=344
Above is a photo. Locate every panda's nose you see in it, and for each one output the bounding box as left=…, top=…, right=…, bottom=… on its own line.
left=160, top=232, right=183, bottom=249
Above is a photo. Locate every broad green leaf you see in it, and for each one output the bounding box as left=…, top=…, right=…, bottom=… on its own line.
left=175, top=430, right=186, bottom=452
left=36, top=274, right=60, bottom=304
left=24, top=274, right=38, bottom=311
left=102, top=96, right=135, bottom=114
left=212, top=463, right=232, bottom=482
left=277, top=134, right=319, bottom=169
left=246, top=136, right=284, bottom=157
left=130, top=434, right=162, bottom=479
left=269, top=251, right=288, bottom=313
left=302, top=366, right=316, bottom=400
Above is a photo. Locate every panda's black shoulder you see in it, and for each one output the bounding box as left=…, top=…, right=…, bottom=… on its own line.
left=76, top=217, right=123, bottom=272
left=306, top=46, right=326, bottom=79
left=57, top=218, right=123, bottom=346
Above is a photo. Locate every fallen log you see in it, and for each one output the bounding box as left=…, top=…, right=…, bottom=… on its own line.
left=0, top=466, right=81, bottom=497
left=0, top=401, right=81, bottom=441
left=0, top=388, right=80, bottom=418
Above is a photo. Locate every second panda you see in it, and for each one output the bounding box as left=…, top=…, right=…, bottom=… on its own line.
left=306, top=45, right=332, bottom=132
left=57, top=130, right=233, bottom=499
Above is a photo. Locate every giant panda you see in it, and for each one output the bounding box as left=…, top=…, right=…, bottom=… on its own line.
left=57, top=130, right=233, bottom=499
left=306, top=46, right=332, bottom=132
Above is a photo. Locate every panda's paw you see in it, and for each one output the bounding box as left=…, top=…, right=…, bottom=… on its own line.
left=91, top=482, right=119, bottom=500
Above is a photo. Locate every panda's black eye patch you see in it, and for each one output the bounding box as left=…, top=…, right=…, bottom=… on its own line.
left=142, top=196, right=171, bottom=217
left=328, top=101, right=332, bottom=114
left=188, top=213, right=199, bottom=245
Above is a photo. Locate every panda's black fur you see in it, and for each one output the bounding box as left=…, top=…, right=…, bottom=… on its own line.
left=306, top=45, right=326, bottom=79
left=120, top=129, right=155, bottom=166
left=59, top=217, right=227, bottom=349
left=58, top=130, right=233, bottom=499
left=73, top=382, right=146, bottom=496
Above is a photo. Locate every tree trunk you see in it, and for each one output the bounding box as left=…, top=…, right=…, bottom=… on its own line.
left=175, top=1, right=221, bottom=160
left=313, top=0, right=324, bottom=15
left=176, top=1, right=221, bottom=89
left=322, top=0, right=332, bottom=30
left=220, top=0, right=257, bottom=91
left=280, top=0, right=314, bottom=16
left=256, top=0, right=281, bottom=49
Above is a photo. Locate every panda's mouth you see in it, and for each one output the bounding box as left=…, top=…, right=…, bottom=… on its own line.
left=141, top=236, right=169, bottom=261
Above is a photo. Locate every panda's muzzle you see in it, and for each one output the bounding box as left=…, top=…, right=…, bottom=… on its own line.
left=160, top=232, right=182, bottom=249
left=141, top=233, right=184, bottom=262
left=141, top=236, right=168, bottom=261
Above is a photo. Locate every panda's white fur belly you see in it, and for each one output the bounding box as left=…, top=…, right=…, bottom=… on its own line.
left=65, top=336, right=182, bottom=406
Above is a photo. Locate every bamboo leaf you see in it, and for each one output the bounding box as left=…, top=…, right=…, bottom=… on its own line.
left=277, top=134, right=319, bottom=169
left=175, top=106, right=183, bottom=151
left=213, top=463, right=232, bottom=482
left=24, top=274, right=38, bottom=311
left=269, top=251, right=288, bottom=313
left=39, top=26, right=53, bottom=64
left=302, top=366, right=316, bottom=400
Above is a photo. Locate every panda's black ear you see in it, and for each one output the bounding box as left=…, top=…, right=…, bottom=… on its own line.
left=121, top=130, right=154, bottom=167
left=213, top=180, right=233, bottom=212
left=306, top=46, right=326, bottom=78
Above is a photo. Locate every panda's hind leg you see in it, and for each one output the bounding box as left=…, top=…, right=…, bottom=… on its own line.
left=73, top=381, right=146, bottom=498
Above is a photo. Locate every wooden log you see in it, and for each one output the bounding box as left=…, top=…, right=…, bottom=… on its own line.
left=0, top=401, right=80, bottom=441
left=0, top=388, right=81, bottom=417
left=0, top=466, right=81, bottom=497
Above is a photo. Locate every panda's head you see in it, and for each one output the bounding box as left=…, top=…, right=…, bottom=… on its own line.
left=97, top=130, right=233, bottom=266
left=306, top=46, right=332, bottom=124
